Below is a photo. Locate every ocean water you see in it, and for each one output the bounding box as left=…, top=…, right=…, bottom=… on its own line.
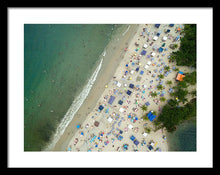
left=167, top=118, right=197, bottom=151
left=24, top=24, right=125, bottom=151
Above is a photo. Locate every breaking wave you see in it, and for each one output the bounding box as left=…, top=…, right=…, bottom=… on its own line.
left=44, top=58, right=103, bottom=151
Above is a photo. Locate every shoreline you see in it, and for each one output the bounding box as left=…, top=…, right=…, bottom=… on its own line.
left=51, top=24, right=196, bottom=152
left=51, top=24, right=139, bottom=151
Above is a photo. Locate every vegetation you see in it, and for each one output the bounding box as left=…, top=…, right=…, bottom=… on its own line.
left=174, top=67, right=179, bottom=72
left=164, top=66, right=170, bottom=71
left=171, top=24, right=196, bottom=67
left=155, top=98, right=196, bottom=132
left=184, top=71, right=196, bottom=85
left=158, top=74, right=164, bottom=79
left=149, top=25, right=197, bottom=133
left=166, top=80, right=172, bottom=86
left=141, top=105, right=148, bottom=112
left=157, top=84, right=163, bottom=90
left=145, top=127, right=151, bottom=134
left=190, top=89, right=197, bottom=98
left=151, top=91, right=158, bottom=98
left=170, top=44, right=178, bottom=50
left=178, top=81, right=189, bottom=89
left=160, top=97, right=166, bottom=102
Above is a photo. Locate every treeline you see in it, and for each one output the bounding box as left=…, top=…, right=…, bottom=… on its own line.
left=153, top=70, right=196, bottom=132
left=170, top=24, right=196, bottom=68
left=154, top=98, right=196, bottom=132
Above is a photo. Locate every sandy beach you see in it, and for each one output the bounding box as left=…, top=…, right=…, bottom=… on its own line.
left=52, top=24, right=196, bottom=152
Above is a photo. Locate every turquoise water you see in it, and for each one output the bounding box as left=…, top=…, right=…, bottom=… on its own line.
left=167, top=118, right=197, bottom=151
left=24, top=24, right=120, bottom=151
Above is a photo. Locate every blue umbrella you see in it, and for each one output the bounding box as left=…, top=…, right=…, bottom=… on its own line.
left=77, top=124, right=81, bottom=129
left=145, top=102, right=150, bottom=106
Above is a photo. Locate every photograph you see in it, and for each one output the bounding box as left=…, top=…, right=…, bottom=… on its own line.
left=24, top=23, right=197, bottom=152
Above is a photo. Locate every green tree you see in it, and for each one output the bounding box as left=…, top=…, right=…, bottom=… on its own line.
left=141, top=105, right=148, bottom=112
left=170, top=44, right=178, bottom=50
left=168, top=99, right=179, bottom=107
left=190, top=89, right=197, bottom=98
left=145, top=127, right=151, bottom=134
left=156, top=98, right=196, bottom=132
left=171, top=24, right=196, bottom=67
left=166, top=80, right=172, bottom=86
left=174, top=67, right=179, bottom=72
left=184, top=71, right=196, bottom=85
left=158, top=74, right=164, bottom=79
left=165, top=66, right=170, bottom=71
left=178, top=81, right=189, bottom=89
left=169, top=55, right=176, bottom=63
left=160, top=97, right=166, bottom=102
left=157, top=84, right=163, bottom=90
left=151, top=91, right=158, bottom=98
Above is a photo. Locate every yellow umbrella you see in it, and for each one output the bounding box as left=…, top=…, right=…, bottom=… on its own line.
left=105, top=85, right=108, bottom=88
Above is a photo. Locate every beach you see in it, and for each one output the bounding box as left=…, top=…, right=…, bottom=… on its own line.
left=51, top=24, right=196, bottom=152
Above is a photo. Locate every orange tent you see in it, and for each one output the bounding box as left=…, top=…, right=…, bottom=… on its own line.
left=176, top=73, right=185, bottom=81
left=177, top=27, right=181, bottom=31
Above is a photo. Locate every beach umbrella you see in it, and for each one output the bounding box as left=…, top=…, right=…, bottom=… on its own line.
left=143, top=44, right=148, bottom=48
left=147, top=55, right=150, bottom=58
left=145, top=102, right=150, bottom=106
left=76, top=124, right=81, bottom=129
left=153, top=36, right=158, bottom=41
left=94, top=121, right=100, bottom=127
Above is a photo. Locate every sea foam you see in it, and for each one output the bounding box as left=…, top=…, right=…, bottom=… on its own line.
left=44, top=58, right=103, bottom=151
left=122, top=25, right=130, bottom=36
